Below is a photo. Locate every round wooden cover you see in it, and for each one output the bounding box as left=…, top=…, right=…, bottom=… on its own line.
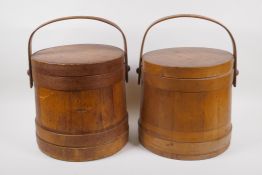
left=143, top=47, right=234, bottom=79
left=31, top=44, right=124, bottom=76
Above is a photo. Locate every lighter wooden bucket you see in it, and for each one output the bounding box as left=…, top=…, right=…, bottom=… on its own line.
left=137, top=14, right=238, bottom=160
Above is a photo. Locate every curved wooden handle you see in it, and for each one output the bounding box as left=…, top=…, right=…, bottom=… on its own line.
left=28, top=16, right=130, bottom=88
left=137, top=14, right=238, bottom=87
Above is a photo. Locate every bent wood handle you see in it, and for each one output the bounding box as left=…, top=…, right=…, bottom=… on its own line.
left=137, top=14, right=238, bottom=87
left=28, top=16, right=130, bottom=88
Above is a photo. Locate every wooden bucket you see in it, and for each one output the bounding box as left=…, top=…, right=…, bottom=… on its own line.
left=137, top=14, right=238, bottom=160
left=27, top=16, right=130, bottom=161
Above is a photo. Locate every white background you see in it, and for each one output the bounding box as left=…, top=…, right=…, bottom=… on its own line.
left=0, top=0, right=261, bottom=174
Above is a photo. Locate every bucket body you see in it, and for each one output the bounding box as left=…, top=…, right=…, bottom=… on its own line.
left=31, top=44, right=129, bottom=161
left=139, top=47, right=235, bottom=160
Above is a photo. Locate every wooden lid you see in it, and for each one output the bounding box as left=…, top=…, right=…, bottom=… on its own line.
left=31, top=44, right=124, bottom=77
left=143, top=47, right=234, bottom=78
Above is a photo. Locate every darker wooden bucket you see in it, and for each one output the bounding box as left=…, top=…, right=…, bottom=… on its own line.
left=27, top=16, right=130, bottom=161
left=137, top=14, right=238, bottom=160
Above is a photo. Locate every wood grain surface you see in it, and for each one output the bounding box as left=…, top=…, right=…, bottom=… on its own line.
left=139, top=47, right=234, bottom=160
left=32, top=44, right=128, bottom=161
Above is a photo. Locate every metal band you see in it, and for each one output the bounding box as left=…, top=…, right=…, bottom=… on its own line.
left=33, top=67, right=125, bottom=91
left=36, top=117, right=128, bottom=147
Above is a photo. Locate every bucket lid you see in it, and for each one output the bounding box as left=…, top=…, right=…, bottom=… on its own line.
left=31, top=44, right=125, bottom=77
left=142, top=47, right=234, bottom=79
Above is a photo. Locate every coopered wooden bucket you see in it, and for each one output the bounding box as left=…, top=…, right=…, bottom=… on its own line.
left=27, top=16, right=130, bottom=161
left=137, top=14, right=238, bottom=160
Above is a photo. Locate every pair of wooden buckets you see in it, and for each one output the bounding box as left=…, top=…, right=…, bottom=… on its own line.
left=28, top=14, right=238, bottom=161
